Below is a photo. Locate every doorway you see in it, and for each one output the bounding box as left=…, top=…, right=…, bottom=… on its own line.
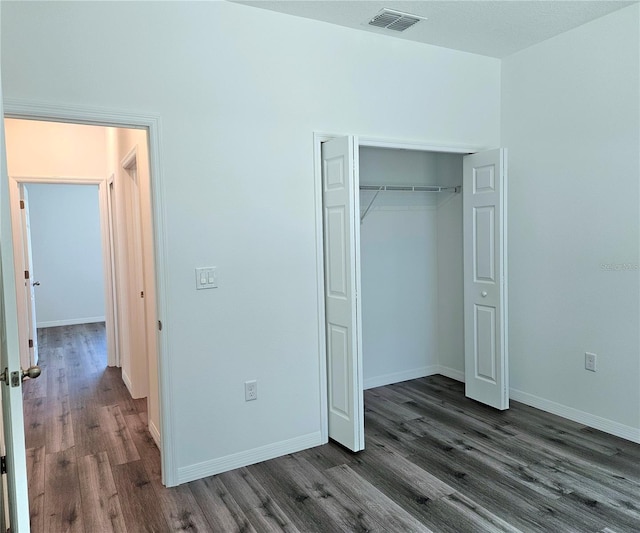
left=16, top=182, right=104, bottom=366
left=3, top=117, right=164, bottom=468
left=315, top=134, right=508, bottom=451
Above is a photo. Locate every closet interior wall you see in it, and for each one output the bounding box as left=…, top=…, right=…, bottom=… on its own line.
left=359, top=147, right=465, bottom=389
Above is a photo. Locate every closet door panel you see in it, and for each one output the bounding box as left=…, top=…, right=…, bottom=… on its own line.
left=463, top=148, right=508, bottom=410
left=321, top=135, right=364, bottom=452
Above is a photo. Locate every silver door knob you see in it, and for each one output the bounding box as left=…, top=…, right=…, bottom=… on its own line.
left=21, top=365, right=41, bottom=381
left=32, top=281, right=40, bottom=286
left=481, top=291, right=488, bottom=297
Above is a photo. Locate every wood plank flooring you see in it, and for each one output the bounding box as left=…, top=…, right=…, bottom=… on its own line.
left=25, top=324, right=640, bottom=532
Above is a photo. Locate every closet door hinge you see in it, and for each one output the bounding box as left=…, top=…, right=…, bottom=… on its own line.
left=1, top=455, right=7, bottom=475
left=19, top=200, right=24, bottom=210
left=28, top=339, right=33, bottom=348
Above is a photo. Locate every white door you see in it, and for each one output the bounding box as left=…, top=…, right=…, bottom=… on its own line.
left=0, top=69, right=32, bottom=531
left=463, top=149, right=508, bottom=410
left=322, top=136, right=364, bottom=452
left=19, top=186, right=38, bottom=366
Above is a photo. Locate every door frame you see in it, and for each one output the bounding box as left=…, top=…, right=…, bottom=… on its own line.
left=9, top=177, right=116, bottom=368
left=313, top=132, right=486, bottom=442
left=4, top=99, right=177, bottom=486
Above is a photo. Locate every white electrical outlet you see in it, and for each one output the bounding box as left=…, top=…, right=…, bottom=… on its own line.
left=585, top=352, right=597, bottom=372
left=245, top=380, right=258, bottom=401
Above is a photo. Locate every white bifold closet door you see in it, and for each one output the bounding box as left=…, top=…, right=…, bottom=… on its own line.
left=321, top=136, right=364, bottom=452
left=322, top=137, right=509, bottom=452
left=463, top=148, right=509, bottom=410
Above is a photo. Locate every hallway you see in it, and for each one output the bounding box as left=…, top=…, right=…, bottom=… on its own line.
left=23, top=323, right=169, bottom=532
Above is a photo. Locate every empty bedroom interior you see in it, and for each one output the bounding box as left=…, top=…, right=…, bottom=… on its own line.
left=0, top=0, right=638, bottom=531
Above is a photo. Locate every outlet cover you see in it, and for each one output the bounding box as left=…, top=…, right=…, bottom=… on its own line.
left=585, top=352, right=597, bottom=372
left=195, top=267, right=218, bottom=290
left=245, top=380, right=257, bottom=401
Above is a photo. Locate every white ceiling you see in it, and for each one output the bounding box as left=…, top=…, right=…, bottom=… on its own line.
left=233, top=1, right=636, bottom=58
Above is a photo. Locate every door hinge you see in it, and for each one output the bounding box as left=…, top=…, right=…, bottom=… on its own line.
left=28, top=339, right=33, bottom=348
left=24, top=270, right=29, bottom=280
left=140, top=291, right=144, bottom=298
left=158, top=320, right=163, bottom=331
left=0, top=455, right=6, bottom=475
left=19, top=200, right=24, bottom=210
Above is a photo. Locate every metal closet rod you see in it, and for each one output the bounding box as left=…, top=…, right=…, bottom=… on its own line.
left=360, top=184, right=461, bottom=193
left=359, top=184, right=462, bottom=223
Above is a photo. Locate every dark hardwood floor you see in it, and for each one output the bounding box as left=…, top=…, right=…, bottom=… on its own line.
left=24, top=324, right=640, bottom=532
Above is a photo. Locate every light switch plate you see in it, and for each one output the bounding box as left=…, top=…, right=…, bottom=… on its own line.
left=195, top=267, right=218, bottom=290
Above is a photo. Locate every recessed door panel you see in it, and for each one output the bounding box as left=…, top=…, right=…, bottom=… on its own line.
left=326, top=207, right=347, bottom=299
left=328, top=323, right=350, bottom=418
left=474, top=165, right=495, bottom=193
left=474, top=206, right=495, bottom=283
left=325, top=158, right=345, bottom=190
left=474, top=304, right=497, bottom=383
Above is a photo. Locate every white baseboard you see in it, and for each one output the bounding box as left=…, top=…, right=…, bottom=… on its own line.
left=364, top=365, right=440, bottom=390
left=510, top=388, right=640, bottom=444
left=122, top=369, right=133, bottom=397
left=432, top=369, right=638, bottom=443
left=177, top=431, right=323, bottom=485
left=37, top=316, right=105, bottom=329
left=437, top=365, right=465, bottom=383
left=149, top=419, right=161, bottom=449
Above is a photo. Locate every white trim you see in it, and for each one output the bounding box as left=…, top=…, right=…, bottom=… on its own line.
left=8, top=176, right=117, bottom=369
left=8, top=180, right=32, bottom=370
left=364, top=365, right=439, bottom=390
left=4, top=98, right=177, bottom=487
left=437, top=366, right=465, bottom=383
left=122, top=369, right=133, bottom=396
left=313, top=132, right=329, bottom=444
left=106, top=174, right=121, bottom=367
left=510, top=388, right=640, bottom=444
left=177, top=431, right=323, bottom=485
left=433, top=368, right=639, bottom=444
left=37, top=317, right=105, bottom=329
left=359, top=136, right=482, bottom=153
left=121, top=145, right=138, bottom=171
left=149, top=419, right=161, bottom=449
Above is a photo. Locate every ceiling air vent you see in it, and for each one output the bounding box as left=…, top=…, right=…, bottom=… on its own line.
left=368, top=8, right=425, bottom=32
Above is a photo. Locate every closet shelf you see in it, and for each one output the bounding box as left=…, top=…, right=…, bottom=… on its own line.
left=360, top=184, right=461, bottom=223
left=360, top=184, right=461, bottom=193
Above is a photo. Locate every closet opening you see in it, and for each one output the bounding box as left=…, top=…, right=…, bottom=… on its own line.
left=358, top=146, right=465, bottom=394
left=316, top=134, right=508, bottom=452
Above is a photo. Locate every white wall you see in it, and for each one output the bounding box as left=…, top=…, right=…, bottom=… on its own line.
left=359, top=148, right=464, bottom=388
left=1, top=1, right=501, bottom=482
left=502, top=4, right=640, bottom=441
left=25, top=184, right=104, bottom=327
left=435, top=156, right=465, bottom=379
